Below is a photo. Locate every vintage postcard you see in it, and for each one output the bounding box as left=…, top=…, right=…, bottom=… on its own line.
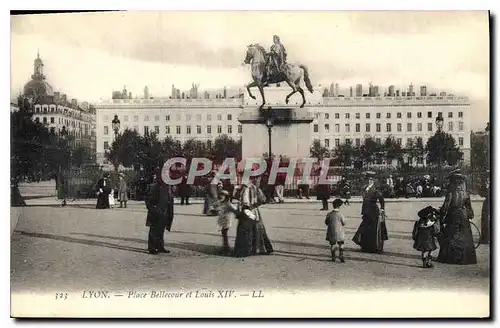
left=10, top=11, right=490, bottom=318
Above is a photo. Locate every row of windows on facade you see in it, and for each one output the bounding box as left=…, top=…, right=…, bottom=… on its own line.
left=34, top=107, right=93, bottom=121
left=43, top=126, right=92, bottom=138
left=320, top=136, right=465, bottom=149
left=103, top=110, right=464, bottom=124
left=313, top=121, right=465, bottom=134
left=103, top=124, right=244, bottom=136
left=315, top=111, right=464, bottom=120
left=34, top=116, right=91, bottom=130
left=103, top=113, right=234, bottom=123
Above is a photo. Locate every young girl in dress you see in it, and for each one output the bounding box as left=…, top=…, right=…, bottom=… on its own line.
left=325, top=198, right=347, bottom=262
left=217, top=190, right=238, bottom=255
left=412, top=206, right=441, bottom=268
left=108, top=188, right=116, bottom=209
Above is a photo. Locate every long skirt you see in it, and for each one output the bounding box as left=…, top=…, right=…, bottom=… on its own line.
left=233, top=216, right=256, bottom=257
left=352, top=214, right=388, bottom=253
left=480, top=197, right=490, bottom=243
left=96, top=192, right=110, bottom=209
left=437, top=208, right=477, bottom=265
left=254, top=218, right=274, bottom=254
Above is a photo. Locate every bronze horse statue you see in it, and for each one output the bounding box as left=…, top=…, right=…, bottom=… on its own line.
left=244, top=44, right=314, bottom=109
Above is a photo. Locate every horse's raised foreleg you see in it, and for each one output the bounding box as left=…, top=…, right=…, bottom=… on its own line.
left=285, top=80, right=297, bottom=105
left=258, top=84, right=266, bottom=109
left=246, top=81, right=258, bottom=100
left=297, top=86, right=306, bottom=108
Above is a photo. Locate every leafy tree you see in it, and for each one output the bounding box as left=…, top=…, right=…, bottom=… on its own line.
left=105, top=129, right=143, bottom=169
left=309, top=139, right=330, bottom=161
left=161, top=136, right=183, bottom=160
left=212, top=135, right=242, bottom=163
left=405, top=137, right=425, bottom=166
left=426, top=131, right=463, bottom=166
left=71, top=145, right=94, bottom=168
left=332, top=142, right=356, bottom=166
left=11, top=108, right=74, bottom=205
left=383, top=136, right=403, bottom=165
left=140, top=132, right=164, bottom=175
left=471, top=131, right=489, bottom=170
left=182, top=139, right=211, bottom=160
left=358, top=137, right=380, bottom=165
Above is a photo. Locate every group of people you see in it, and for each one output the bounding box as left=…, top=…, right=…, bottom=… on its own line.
left=201, top=172, right=274, bottom=257
left=144, top=169, right=274, bottom=257
left=323, top=169, right=480, bottom=268
left=142, top=166, right=482, bottom=269
left=383, top=174, right=443, bottom=199
left=95, top=173, right=129, bottom=209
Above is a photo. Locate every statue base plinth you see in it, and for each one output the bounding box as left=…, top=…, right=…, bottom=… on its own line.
left=237, top=107, right=314, bottom=159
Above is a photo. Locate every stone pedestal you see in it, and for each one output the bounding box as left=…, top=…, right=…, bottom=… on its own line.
left=238, top=107, right=314, bottom=159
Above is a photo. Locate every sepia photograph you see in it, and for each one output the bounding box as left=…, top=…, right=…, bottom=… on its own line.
left=9, top=10, right=490, bottom=318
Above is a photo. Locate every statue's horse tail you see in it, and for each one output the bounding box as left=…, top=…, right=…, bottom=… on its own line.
left=298, top=65, right=314, bottom=93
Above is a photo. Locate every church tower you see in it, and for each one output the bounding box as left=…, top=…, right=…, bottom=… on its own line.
left=32, top=50, right=45, bottom=80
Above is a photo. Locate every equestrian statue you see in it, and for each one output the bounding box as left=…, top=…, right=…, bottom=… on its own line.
left=244, top=35, right=314, bottom=110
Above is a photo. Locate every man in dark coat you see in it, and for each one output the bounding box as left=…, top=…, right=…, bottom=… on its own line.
left=316, top=169, right=331, bottom=211
left=178, top=173, right=192, bottom=205
left=146, top=173, right=175, bottom=255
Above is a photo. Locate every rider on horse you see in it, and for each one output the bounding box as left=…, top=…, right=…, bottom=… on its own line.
left=268, top=35, right=287, bottom=76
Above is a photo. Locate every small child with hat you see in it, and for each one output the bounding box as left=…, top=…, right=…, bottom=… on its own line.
left=216, top=190, right=238, bottom=255
left=325, top=198, right=347, bottom=262
left=412, top=206, right=441, bottom=268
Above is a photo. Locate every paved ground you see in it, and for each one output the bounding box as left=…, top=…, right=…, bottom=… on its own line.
left=11, top=199, right=489, bottom=296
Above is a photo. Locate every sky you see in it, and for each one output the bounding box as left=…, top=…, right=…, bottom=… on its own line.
left=10, top=11, right=490, bottom=129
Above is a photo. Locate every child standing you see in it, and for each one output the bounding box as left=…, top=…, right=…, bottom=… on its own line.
left=412, top=206, right=441, bottom=268
left=217, top=190, right=238, bottom=255
left=325, top=198, right=347, bottom=262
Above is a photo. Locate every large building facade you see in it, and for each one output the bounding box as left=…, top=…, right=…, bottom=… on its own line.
left=95, top=97, right=244, bottom=165
left=312, top=94, right=471, bottom=164
left=19, top=52, right=96, bottom=155
left=95, top=84, right=472, bottom=166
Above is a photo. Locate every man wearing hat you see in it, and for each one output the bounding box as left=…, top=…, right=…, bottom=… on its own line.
left=117, top=173, right=128, bottom=208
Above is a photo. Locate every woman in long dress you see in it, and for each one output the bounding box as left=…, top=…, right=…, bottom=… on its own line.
left=95, top=173, right=111, bottom=209
left=233, top=177, right=273, bottom=257
left=352, top=171, right=388, bottom=253
left=436, top=170, right=477, bottom=265
left=479, top=172, right=490, bottom=244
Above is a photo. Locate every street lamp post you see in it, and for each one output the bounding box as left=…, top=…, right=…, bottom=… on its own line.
left=59, top=126, right=69, bottom=206
left=435, top=113, right=444, bottom=185
left=265, top=116, right=274, bottom=159
left=112, top=114, right=121, bottom=138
